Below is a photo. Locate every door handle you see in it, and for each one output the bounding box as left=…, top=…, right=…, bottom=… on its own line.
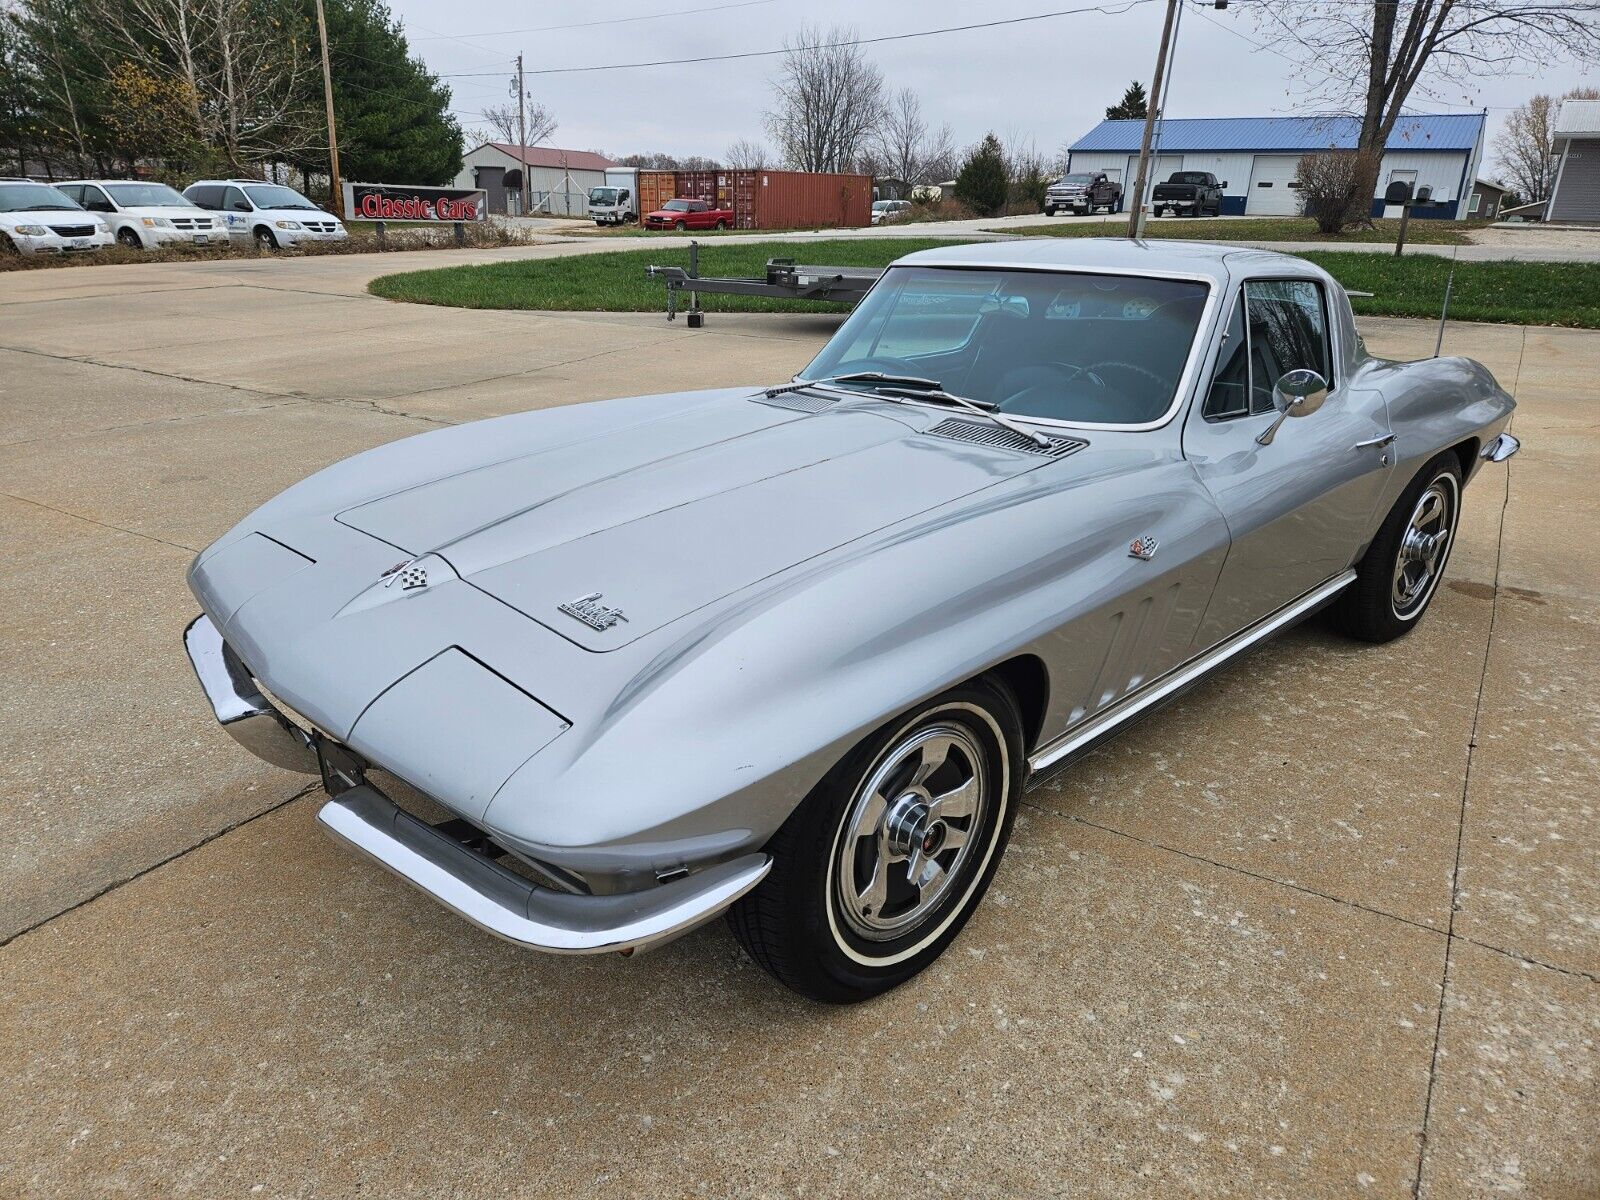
left=1355, top=433, right=1396, bottom=450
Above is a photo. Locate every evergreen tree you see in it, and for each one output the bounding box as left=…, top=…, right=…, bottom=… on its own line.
left=1105, top=80, right=1148, bottom=121
left=954, top=134, right=1008, bottom=217
left=295, top=0, right=462, bottom=186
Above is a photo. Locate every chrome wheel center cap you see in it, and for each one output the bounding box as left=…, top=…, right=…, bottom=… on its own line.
left=885, top=793, right=936, bottom=859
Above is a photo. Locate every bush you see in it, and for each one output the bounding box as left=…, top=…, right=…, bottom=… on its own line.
left=954, top=133, right=1009, bottom=218
left=1295, top=149, right=1379, bottom=234
left=1010, top=159, right=1049, bottom=214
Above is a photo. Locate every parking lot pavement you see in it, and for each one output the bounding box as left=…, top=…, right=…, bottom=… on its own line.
left=0, top=256, right=1594, bottom=1197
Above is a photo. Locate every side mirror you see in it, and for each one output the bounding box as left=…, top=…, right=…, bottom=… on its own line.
left=1221, top=180, right=1229, bottom=188
left=1256, top=368, right=1328, bottom=446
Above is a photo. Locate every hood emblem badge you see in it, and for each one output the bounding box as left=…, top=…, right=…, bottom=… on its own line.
left=381, top=559, right=429, bottom=591
left=1129, top=536, right=1159, bottom=561
left=560, top=592, right=628, bottom=632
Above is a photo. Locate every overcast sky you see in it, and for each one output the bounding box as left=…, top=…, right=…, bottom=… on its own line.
left=389, top=0, right=1597, bottom=179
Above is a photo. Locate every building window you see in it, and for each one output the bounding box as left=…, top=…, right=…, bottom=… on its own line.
left=1469, top=193, right=1481, bottom=214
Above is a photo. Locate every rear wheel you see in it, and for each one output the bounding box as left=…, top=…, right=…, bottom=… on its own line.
left=116, top=227, right=143, bottom=249
left=714, top=219, right=727, bottom=230
left=1332, top=452, right=1462, bottom=643
left=729, top=679, right=1021, bottom=1002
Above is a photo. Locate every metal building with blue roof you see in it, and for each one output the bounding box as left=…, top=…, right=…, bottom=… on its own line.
left=1065, top=113, right=1487, bottom=219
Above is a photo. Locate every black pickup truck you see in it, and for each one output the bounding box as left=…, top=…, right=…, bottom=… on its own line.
left=1151, top=171, right=1226, bottom=217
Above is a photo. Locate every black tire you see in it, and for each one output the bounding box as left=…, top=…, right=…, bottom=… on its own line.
left=0, top=234, right=18, bottom=256
left=674, top=219, right=687, bottom=232
left=116, top=227, right=143, bottom=249
left=1332, top=451, right=1463, bottom=643
left=729, top=678, right=1022, bottom=1003
left=1044, top=205, right=1056, bottom=216
left=1154, top=206, right=1166, bottom=218
left=714, top=219, right=727, bottom=230
left=254, top=226, right=278, bottom=250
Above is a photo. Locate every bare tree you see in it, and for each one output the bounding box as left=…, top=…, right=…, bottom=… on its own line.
left=870, top=87, right=954, bottom=186
left=1251, top=1, right=1600, bottom=225
left=724, top=137, right=769, bottom=169
left=476, top=101, right=555, bottom=147
left=763, top=23, right=886, bottom=173
left=1493, top=87, right=1599, bottom=203
left=1295, top=148, right=1381, bottom=232
left=93, top=0, right=314, bottom=171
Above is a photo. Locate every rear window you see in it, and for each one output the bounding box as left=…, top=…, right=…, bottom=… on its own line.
left=1170, top=172, right=1212, bottom=185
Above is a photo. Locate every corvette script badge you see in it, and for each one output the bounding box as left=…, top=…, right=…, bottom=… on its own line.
left=559, top=592, right=628, bottom=631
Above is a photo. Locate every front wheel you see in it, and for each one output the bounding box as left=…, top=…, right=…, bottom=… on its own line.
left=1332, top=451, right=1462, bottom=643
left=674, top=219, right=687, bottom=231
left=254, top=226, right=279, bottom=250
left=116, top=227, right=143, bottom=249
left=1044, top=205, right=1056, bottom=216
left=729, top=679, right=1021, bottom=1002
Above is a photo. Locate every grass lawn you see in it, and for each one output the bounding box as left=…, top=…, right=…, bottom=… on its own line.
left=989, top=216, right=1486, bottom=246
left=368, top=239, right=1600, bottom=329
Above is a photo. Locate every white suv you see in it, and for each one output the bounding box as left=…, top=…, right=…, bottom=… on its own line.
left=183, top=180, right=347, bottom=249
left=0, top=179, right=114, bottom=256
left=59, top=180, right=222, bottom=249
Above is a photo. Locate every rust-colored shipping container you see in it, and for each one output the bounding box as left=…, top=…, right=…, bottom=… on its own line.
left=634, top=168, right=871, bottom=230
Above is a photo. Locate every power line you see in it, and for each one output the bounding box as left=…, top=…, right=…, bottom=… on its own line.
left=433, top=1, right=1157, bottom=78
left=413, top=0, right=781, bottom=42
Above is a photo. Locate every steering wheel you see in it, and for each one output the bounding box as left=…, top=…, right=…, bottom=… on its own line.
left=1082, top=360, right=1167, bottom=393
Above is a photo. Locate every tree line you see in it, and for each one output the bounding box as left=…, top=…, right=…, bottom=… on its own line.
left=0, top=0, right=462, bottom=191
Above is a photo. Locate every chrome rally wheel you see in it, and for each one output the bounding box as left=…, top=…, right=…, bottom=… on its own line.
left=729, top=680, right=1021, bottom=1003
left=832, top=723, right=990, bottom=942
left=1391, top=474, right=1458, bottom=620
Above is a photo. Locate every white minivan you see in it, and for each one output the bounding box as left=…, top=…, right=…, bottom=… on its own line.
left=183, top=180, right=347, bottom=250
left=0, top=178, right=114, bottom=256
left=58, top=180, right=222, bottom=249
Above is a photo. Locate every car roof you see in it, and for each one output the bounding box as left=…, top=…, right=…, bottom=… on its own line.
left=891, top=237, right=1325, bottom=287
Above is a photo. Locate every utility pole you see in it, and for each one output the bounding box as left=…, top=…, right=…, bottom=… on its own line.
left=1126, top=0, right=1179, bottom=240
left=314, top=0, right=342, bottom=217
left=516, top=52, right=529, bottom=218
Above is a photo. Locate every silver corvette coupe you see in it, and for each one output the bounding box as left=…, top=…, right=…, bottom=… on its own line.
left=186, top=240, right=1518, bottom=1002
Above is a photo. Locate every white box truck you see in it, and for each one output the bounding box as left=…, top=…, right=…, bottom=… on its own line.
left=588, top=167, right=639, bottom=226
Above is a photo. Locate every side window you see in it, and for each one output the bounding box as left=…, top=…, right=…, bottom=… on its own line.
left=1244, top=280, right=1330, bottom=413
left=1204, top=290, right=1249, bottom=419
left=58, top=184, right=82, bottom=204
left=82, top=185, right=114, bottom=212
left=186, top=187, right=214, bottom=209
left=223, top=186, right=251, bottom=212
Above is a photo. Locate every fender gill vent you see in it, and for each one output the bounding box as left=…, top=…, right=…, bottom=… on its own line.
left=925, top=418, right=1088, bottom=458
left=753, top=391, right=837, bottom=414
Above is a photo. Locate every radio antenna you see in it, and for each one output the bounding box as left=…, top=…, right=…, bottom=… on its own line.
left=1434, top=246, right=1458, bottom=357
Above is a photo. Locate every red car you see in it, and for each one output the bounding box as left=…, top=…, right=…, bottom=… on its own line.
left=644, top=198, right=734, bottom=231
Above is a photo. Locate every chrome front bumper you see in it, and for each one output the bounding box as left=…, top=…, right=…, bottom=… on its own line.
left=183, top=612, right=772, bottom=954
left=318, top=787, right=771, bottom=954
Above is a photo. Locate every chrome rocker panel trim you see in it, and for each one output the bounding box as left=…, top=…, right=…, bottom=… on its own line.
left=184, top=613, right=317, bottom=773
left=1482, top=432, right=1520, bottom=463
left=1028, top=570, right=1357, bottom=775
left=317, top=785, right=773, bottom=955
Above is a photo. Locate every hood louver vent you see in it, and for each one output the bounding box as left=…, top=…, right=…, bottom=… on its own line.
left=925, top=418, right=1087, bottom=458
left=753, top=391, right=837, bottom=414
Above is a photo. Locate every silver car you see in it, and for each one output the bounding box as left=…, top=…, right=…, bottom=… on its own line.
left=185, top=240, right=1517, bottom=1002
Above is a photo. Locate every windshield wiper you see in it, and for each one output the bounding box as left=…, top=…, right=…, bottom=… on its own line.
left=765, top=371, right=1050, bottom=447
left=871, top=385, right=1053, bottom=448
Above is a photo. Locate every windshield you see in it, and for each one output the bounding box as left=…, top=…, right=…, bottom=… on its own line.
left=589, top=187, right=618, bottom=204
left=0, top=182, right=82, bottom=212
left=1170, top=172, right=1211, bottom=185
left=662, top=199, right=694, bottom=211
left=243, top=185, right=318, bottom=211
left=872, top=200, right=892, bottom=211
left=1058, top=174, right=1093, bottom=185
left=802, top=266, right=1209, bottom=427
left=105, top=182, right=191, bottom=207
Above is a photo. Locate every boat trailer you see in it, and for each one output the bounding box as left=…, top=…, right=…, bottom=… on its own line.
left=646, top=242, right=883, bottom=327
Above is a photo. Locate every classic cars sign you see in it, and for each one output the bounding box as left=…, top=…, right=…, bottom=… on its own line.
left=341, top=182, right=486, bottom=222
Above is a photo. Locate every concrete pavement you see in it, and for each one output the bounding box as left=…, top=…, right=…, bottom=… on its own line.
left=0, top=251, right=1595, bottom=1198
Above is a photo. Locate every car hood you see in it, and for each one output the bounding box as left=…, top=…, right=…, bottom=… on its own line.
left=332, top=393, right=1054, bottom=651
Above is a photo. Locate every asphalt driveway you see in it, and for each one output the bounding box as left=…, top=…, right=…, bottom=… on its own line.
left=0, top=249, right=1594, bottom=1198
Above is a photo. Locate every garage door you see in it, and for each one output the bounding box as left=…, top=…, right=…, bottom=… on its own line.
left=1246, top=155, right=1302, bottom=215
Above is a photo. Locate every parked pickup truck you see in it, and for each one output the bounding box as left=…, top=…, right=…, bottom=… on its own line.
left=1043, top=171, right=1121, bottom=215
left=644, top=198, right=734, bottom=231
left=1152, top=172, right=1226, bottom=217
